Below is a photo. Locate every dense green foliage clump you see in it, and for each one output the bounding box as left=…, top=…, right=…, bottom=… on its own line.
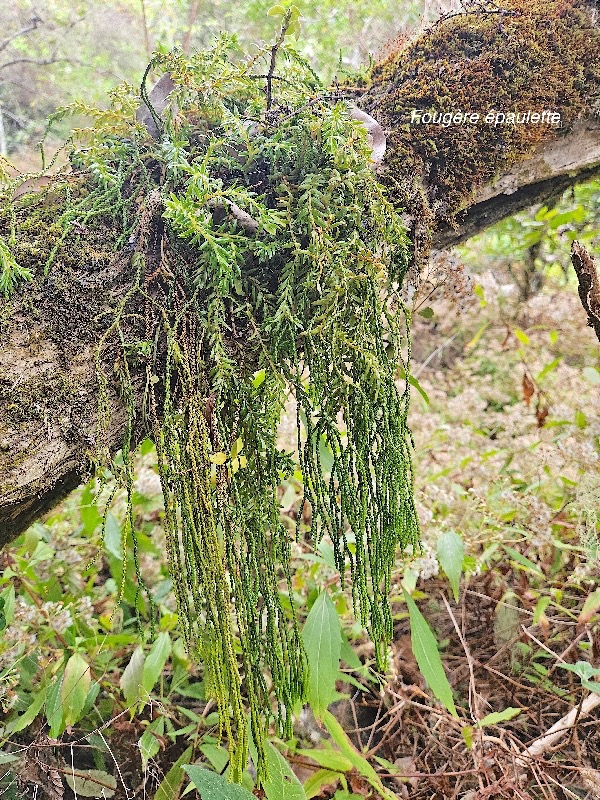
left=1, top=30, right=420, bottom=780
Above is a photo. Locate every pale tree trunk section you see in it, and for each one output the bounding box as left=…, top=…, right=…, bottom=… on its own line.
left=0, top=248, right=145, bottom=547
left=434, top=120, right=600, bottom=249
left=1, top=2, right=599, bottom=548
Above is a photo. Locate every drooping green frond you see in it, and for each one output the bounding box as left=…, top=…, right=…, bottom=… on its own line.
left=19, top=31, right=420, bottom=784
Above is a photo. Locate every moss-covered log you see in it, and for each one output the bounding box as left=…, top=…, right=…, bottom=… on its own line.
left=1, top=0, right=599, bottom=549
left=0, top=182, right=147, bottom=546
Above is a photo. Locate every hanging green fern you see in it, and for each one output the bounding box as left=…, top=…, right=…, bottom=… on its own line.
left=5, top=26, right=420, bottom=784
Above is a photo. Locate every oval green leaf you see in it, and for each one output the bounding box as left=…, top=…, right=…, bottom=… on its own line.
left=61, top=652, right=91, bottom=728
left=301, top=592, right=341, bottom=716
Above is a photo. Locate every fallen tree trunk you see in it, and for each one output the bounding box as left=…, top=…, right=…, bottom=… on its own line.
left=1, top=0, right=599, bottom=548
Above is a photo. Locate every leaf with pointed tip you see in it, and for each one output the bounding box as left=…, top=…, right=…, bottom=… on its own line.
left=404, top=589, right=458, bottom=718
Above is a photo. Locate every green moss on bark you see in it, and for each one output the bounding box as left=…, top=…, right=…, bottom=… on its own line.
left=364, top=0, right=600, bottom=261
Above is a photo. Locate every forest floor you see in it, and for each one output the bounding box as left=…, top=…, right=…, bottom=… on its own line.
left=1, top=254, right=600, bottom=800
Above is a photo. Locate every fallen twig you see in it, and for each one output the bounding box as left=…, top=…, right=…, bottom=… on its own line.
left=520, top=691, right=600, bottom=761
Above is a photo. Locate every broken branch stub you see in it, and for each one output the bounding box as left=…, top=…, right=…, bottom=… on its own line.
left=571, top=241, right=600, bottom=343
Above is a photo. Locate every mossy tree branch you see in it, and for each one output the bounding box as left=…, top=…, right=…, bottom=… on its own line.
left=1, top=0, right=599, bottom=549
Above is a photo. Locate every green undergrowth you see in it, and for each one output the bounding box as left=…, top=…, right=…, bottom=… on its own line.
left=0, top=27, right=419, bottom=782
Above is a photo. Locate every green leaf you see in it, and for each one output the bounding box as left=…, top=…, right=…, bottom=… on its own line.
left=61, top=652, right=91, bottom=728
left=142, top=632, right=171, bottom=697
left=46, top=669, right=65, bottom=738
left=462, top=725, right=474, bottom=749
left=183, top=766, right=255, bottom=799
left=303, top=769, right=340, bottom=799
left=230, top=437, right=244, bottom=459
left=502, top=546, right=543, bottom=577
left=403, top=589, right=458, bottom=718
left=286, top=20, right=301, bottom=36
left=418, top=307, right=434, bottom=318
left=465, top=321, right=489, bottom=349
left=65, top=769, right=116, bottom=798
left=5, top=688, right=46, bottom=733
left=104, top=512, right=122, bottom=561
left=575, top=409, right=588, bottom=429
left=533, top=596, right=551, bottom=624
left=252, top=368, right=266, bottom=388
left=0, top=585, right=14, bottom=628
left=339, top=634, right=362, bottom=671
left=321, top=711, right=398, bottom=800
left=476, top=707, right=522, bottom=727
left=548, top=208, right=586, bottom=228
left=80, top=486, right=102, bottom=534
left=120, top=646, right=145, bottom=706
left=82, top=681, right=101, bottom=718
left=397, top=365, right=429, bottom=405
left=473, top=284, right=487, bottom=307
left=437, top=531, right=464, bottom=602
left=557, top=661, right=600, bottom=681
left=409, top=375, right=430, bottom=405
left=139, top=718, right=164, bottom=771
left=267, top=4, right=285, bottom=15
left=513, top=328, right=530, bottom=346
left=199, top=743, right=230, bottom=775
left=581, top=680, right=600, bottom=694
left=535, top=357, right=561, bottom=382
left=297, top=748, right=353, bottom=773
left=262, top=742, right=305, bottom=800
left=579, top=588, right=600, bottom=625
left=302, top=592, right=342, bottom=715
left=154, top=746, right=193, bottom=800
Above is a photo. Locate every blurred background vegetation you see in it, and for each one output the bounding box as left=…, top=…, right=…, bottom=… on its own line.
left=1, top=2, right=600, bottom=799
left=0, top=0, right=425, bottom=165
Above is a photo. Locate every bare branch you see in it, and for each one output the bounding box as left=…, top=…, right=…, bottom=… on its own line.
left=182, top=0, right=200, bottom=56
left=265, top=9, right=293, bottom=112
left=0, top=14, right=42, bottom=56
left=0, top=56, right=72, bottom=73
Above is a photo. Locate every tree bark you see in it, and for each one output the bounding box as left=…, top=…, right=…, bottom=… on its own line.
left=1, top=0, right=599, bottom=548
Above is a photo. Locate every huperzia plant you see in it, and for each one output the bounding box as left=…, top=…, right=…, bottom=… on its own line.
left=0, top=16, right=419, bottom=784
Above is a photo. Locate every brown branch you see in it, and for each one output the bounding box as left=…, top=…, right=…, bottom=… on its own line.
left=140, top=0, right=152, bottom=61
left=571, top=241, right=600, bottom=343
left=435, top=118, right=600, bottom=247
left=265, top=9, right=292, bottom=112
left=0, top=56, right=72, bottom=73
left=0, top=14, right=42, bottom=55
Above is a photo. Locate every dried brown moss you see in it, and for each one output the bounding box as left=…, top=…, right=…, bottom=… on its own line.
left=363, top=0, right=600, bottom=262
